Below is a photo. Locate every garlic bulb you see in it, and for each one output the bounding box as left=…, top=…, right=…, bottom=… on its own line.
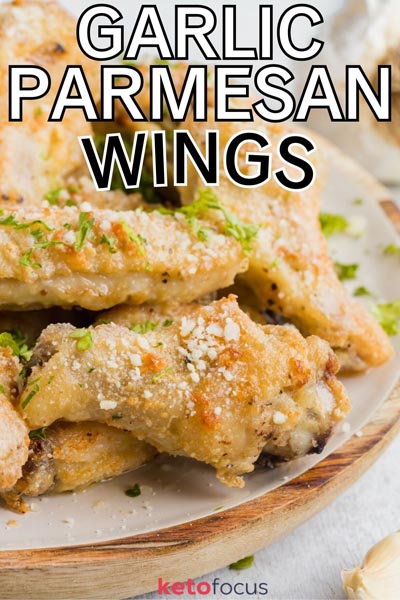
left=296, top=0, right=400, bottom=184
left=342, top=531, right=400, bottom=599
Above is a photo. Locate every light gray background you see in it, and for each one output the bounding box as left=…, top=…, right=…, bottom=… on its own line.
left=138, top=433, right=400, bottom=600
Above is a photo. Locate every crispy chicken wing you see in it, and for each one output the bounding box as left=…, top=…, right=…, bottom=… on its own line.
left=181, top=116, right=393, bottom=370
left=0, top=0, right=101, bottom=207
left=19, top=297, right=350, bottom=487
left=14, top=422, right=157, bottom=496
left=0, top=205, right=247, bottom=310
left=0, top=347, right=29, bottom=492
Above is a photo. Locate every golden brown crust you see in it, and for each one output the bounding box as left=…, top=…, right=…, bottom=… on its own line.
left=20, top=297, right=350, bottom=487
left=0, top=0, right=100, bottom=207
left=13, top=422, right=157, bottom=497
left=181, top=114, right=393, bottom=370
left=0, top=206, right=247, bottom=309
left=0, top=347, right=29, bottom=491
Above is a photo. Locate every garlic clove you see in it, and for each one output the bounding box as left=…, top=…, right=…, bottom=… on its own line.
left=342, top=531, right=400, bottom=599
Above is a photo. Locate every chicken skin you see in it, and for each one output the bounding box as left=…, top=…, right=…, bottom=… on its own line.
left=0, top=347, right=29, bottom=492
left=180, top=115, right=393, bottom=371
left=19, top=297, right=350, bottom=488
left=0, top=0, right=101, bottom=207
left=10, top=422, right=156, bottom=500
left=0, top=205, right=247, bottom=310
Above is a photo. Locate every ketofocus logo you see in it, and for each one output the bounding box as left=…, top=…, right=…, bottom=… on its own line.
left=157, top=577, right=269, bottom=596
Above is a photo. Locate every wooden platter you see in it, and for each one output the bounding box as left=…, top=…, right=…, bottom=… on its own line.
left=0, top=200, right=399, bottom=600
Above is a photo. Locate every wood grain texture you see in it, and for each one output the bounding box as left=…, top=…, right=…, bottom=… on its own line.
left=0, top=198, right=399, bottom=600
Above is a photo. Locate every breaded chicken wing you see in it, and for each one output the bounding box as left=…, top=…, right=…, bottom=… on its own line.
left=14, top=422, right=157, bottom=496
left=0, top=347, right=29, bottom=492
left=0, top=205, right=247, bottom=310
left=0, top=0, right=101, bottom=207
left=19, top=297, right=350, bottom=487
left=181, top=116, right=393, bottom=370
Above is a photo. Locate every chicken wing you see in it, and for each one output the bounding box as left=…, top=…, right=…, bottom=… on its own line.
left=0, top=0, right=101, bottom=207
left=19, top=296, right=350, bottom=487
left=15, top=422, right=156, bottom=496
left=180, top=115, right=393, bottom=370
left=0, top=347, right=29, bottom=492
left=0, top=205, right=247, bottom=310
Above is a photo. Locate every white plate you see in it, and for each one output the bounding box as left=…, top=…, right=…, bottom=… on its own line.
left=0, top=134, right=399, bottom=551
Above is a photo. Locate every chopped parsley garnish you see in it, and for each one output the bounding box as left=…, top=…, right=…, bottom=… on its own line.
left=229, top=556, right=254, bottom=571
left=88, top=367, right=96, bottom=374
left=19, top=249, right=42, bottom=269
left=100, top=233, right=117, bottom=254
left=334, top=262, right=359, bottom=281
left=319, top=213, right=349, bottom=238
left=44, top=188, right=62, bottom=206
left=125, top=483, right=141, bottom=497
left=112, top=415, right=123, bottom=420
left=370, top=300, right=400, bottom=336
left=75, top=212, right=95, bottom=251
left=0, top=213, right=53, bottom=232
left=69, top=329, right=93, bottom=351
left=158, top=189, right=258, bottom=254
left=0, top=330, right=33, bottom=361
left=152, top=367, right=173, bottom=383
left=0, top=383, right=5, bottom=394
left=131, top=321, right=159, bottom=334
left=21, top=378, right=41, bottom=409
left=29, top=427, right=47, bottom=441
left=163, top=319, right=173, bottom=327
left=383, top=243, right=400, bottom=256
left=353, top=198, right=363, bottom=205
left=120, top=221, right=147, bottom=256
left=19, top=239, right=70, bottom=269
left=354, top=286, right=372, bottom=297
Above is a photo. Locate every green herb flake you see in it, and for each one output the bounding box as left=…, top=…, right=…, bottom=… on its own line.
left=0, top=330, right=33, bottom=361
left=19, top=249, right=42, bottom=269
left=29, top=427, right=47, bottom=441
left=112, top=415, right=123, bottom=420
left=125, top=483, right=141, bottom=497
left=131, top=320, right=159, bottom=334
left=69, top=329, right=93, bottom=351
left=370, top=300, right=400, bottom=336
left=100, top=233, right=118, bottom=254
left=88, top=367, right=96, bottom=374
left=354, top=286, right=372, bottom=297
left=44, top=188, right=62, bottom=206
left=0, top=383, right=5, bottom=394
left=75, top=212, right=95, bottom=251
left=353, top=198, right=363, bottom=206
left=120, top=221, right=147, bottom=257
left=0, top=214, right=53, bottom=232
left=160, top=189, right=258, bottom=254
left=229, top=556, right=254, bottom=571
left=319, top=213, right=349, bottom=238
left=21, top=379, right=41, bottom=409
left=152, top=367, right=173, bottom=384
left=163, top=319, right=173, bottom=327
left=334, top=262, right=359, bottom=281
left=383, top=243, right=400, bottom=256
